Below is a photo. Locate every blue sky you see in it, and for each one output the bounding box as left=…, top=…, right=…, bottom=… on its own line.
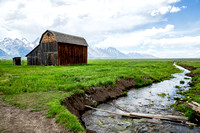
left=0, top=0, right=200, bottom=58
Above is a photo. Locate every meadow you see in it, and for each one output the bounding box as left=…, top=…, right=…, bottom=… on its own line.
left=173, top=60, right=200, bottom=121
left=0, top=59, right=182, bottom=131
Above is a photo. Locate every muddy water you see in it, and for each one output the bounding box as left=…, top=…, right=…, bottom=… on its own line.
left=82, top=63, right=200, bottom=133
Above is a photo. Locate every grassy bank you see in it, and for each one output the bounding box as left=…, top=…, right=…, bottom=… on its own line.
left=172, top=60, right=200, bottom=122
left=0, top=60, right=181, bottom=131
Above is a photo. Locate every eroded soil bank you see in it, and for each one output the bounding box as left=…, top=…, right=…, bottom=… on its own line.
left=179, top=64, right=200, bottom=77
left=63, top=78, right=136, bottom=119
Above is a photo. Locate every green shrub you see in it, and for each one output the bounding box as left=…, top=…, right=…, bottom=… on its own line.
left=180, top=80, right=185, bottom=84
left=175, top=85, right=181, bottom=89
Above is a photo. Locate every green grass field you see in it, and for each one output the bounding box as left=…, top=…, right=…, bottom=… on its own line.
left=177, top=60, right=200, bottom=103
left=173, top=60, right=200, bottom=121
left=0, top=59, right=183, bottom=131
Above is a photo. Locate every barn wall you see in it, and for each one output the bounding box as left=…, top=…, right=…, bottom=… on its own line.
left=57, top=43, right=87, bottom=65
left=27, top=46, right=41, bottom=65
left=40, top=42, right=57, bottom=66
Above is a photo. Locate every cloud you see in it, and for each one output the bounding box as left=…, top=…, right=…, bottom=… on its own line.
left=151, top=5, right=186, bottom=16
left=94, top=24, right=175, bottom=49
left=49, top=0, right=74, bottom=6
left=94, top=24, right=200, bottom=58
left=145, top=36, right=200, bottom=49
left=0, top=26, right=22, bottom=39
left=0, top=0, right=184, bottom=42
left=138, top=49, right=200, bottom=58
left=51, top=16, right=69, bottom=27
left=167, top=0, right=181, bottom=4
left=170, top=6, right=181, bottom=13
left=1, top=0, right=197, bottom=58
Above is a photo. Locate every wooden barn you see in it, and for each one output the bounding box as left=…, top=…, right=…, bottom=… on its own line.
left=26, top=30, right=88, bottom=65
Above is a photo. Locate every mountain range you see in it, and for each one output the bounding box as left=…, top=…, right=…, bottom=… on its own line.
left=0, top=38, right=157, bottom=59
left=0, top=37, right=39, bottom=57
left=88, top=47, right=156, bottom=59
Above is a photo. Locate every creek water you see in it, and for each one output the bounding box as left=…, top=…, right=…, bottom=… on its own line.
left=82, top=63, right=200, bottom=133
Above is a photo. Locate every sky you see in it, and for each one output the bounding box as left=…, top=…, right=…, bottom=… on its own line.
left=0, top=0, right=200, bottom=58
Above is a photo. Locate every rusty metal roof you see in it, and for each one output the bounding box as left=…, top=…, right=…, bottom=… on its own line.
left=42, top=30, right=88, bottom=46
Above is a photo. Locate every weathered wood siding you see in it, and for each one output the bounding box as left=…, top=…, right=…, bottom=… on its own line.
left=38, top=31, right=58, bottom=65
left=40, top=42, right=57, bottom=66
left=27, top=46, right=41, bottom=65
left=57, top=43, right=87, bottom=65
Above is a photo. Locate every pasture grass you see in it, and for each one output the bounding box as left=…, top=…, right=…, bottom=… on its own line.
left=2, top=91, right=72, bottom=109
left=174, top=60, right=200, bottom=121
left=0, top=60, right=180, bottom=95
left=0, top=59, right=182, bottom=131
left=177, top=60, right=200, bottom=103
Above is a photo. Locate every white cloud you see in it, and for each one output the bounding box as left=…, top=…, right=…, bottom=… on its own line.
left=0, top=0, right=184, bottom=42
left=1, top=0, right=197, bottom=58
left=94, top=24, right=200, bottom=58
left=145, top=36, right=200, bottom=48
left=182, top=6, right=187, bottom=9
left=136, top=49, right=200, bottom=58
left=151, top=5, right=184, bottom=16
left=94, top=24, right=175, bottom=49
left=151, top=6, right=172, bottom=16
left=170, top=6, right=181, bottom=13
left=167, top=0, right=181, bottom=4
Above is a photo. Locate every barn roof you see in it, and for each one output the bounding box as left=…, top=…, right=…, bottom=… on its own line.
left=40, top=30, right=88, bottom=46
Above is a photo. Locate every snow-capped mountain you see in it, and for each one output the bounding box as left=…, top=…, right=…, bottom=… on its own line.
left=126, top=52, right=156, bottom=58
left=88, top=47, right=127, bottom=59
left=0, top=49, right=8, bottom=56
left=0, top=37, right=156, bottom=58
left=88, top=46, right=157, bottom=59
left=0, top=37, right=39, bottom=57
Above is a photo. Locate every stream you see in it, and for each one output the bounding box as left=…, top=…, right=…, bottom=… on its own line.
left=82, top=63, right=200, bottom=133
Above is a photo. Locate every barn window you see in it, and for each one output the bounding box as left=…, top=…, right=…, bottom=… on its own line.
left=47, top=32, right=50, bottom=37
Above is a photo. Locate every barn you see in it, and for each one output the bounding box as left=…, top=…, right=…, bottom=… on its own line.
left=26, top=30, right=88, bottom=65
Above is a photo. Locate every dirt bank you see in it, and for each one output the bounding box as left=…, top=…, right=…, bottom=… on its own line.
left=63, top=78, right=136, bottom=129
left=63, top=78, right=136, bottom=118
left=186, top=72, right=200, bottom=77
left=178, top=64, right=200, bottom=77
left=178, top=65, right=197, bottom=71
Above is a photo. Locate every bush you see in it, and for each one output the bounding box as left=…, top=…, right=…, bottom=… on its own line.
left=180, top=80, right=185, bottom=84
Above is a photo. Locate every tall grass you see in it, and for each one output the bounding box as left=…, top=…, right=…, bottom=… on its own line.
left=174, top=60, right=200, bottom=122
left=0, top=60, right=180, bottom=95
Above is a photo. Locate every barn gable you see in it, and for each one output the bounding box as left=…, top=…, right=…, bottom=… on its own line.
left=40, top=31, right=56, bottom=43
left=26, top=30, right=88, bottom=66
left=40, top=30, right=88, bottom=46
